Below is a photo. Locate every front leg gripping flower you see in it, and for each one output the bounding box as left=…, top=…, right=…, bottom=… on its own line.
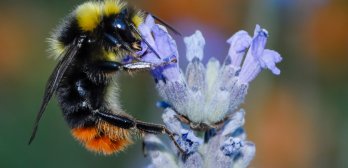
left=139, top=15, right=282, bottom=168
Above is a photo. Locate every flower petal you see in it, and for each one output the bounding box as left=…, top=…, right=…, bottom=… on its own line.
left=138, top=15, right=156, bottom=55
left=178, top=153, right=204, bottom=168
left=220, top=137, right=244, bottom=156
left=185, top=57, right=206, bottom=92
left=139, top=15, right=181, bottom=82
left=205, top=57, right=220, bottom=91
left=143, top=135, right=178, bottom=168
left=205, top=135, right=234, bottom=168
left=251, top=24, right=268, bottom=58
left=184, top=30, right=205, bottom=61
left=153, top=25, right=179, bottom=61
left=259, top=49, right=282, bottom=75
left=226, top=31, right=252, bottom=67
left=162, top=108, right=183, bottom=134
left=162, top=107, right=203, bottom=154
left=176, top=130, right=203, bottom=154
left=221, top=109, right=245, bottom=137
left=232, top=141, right=256, bottom=168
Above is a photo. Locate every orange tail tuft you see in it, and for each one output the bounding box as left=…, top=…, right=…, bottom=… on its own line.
left=71, top=126, right=132, bottom=155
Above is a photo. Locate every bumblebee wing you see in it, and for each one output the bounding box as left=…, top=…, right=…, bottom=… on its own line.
left=28, top=37, right=84, bottom=145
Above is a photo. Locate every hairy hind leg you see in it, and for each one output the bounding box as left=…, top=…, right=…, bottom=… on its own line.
left=95, top=111, right=184, bottom=153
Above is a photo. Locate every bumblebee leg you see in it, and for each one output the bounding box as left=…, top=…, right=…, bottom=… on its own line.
left=175, top=114, right=191, bottom=125
left=122, top=62, right=152, bottom=71
left=95, top=111, right=184, bottom=153
left=135, top=121, right=168, bottom=134
left=96, top=111, right=135, bottom=129
left=95, top=61, right=153, bottom=73
left=142, top=140, right=148, bottom=157
left=95, top=61, right=123, bottom=72
left=122, top=59, right=177, bottom=71
left=135, top=121, right=184, bottom=153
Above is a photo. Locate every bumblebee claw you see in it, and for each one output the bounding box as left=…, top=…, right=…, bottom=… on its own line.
left=172, top=134, right=187, bottom=154
left=142, top=140, right=148, bottom=157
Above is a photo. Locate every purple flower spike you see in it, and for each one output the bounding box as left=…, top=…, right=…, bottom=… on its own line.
left=239, top=25, right=282, bottom=84
left=140, top=21, right=282, bottom=168
left=226, top=31, right=252, bottom=68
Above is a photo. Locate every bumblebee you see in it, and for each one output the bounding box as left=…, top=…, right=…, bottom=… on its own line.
left=29, top=0, right=180, bottom=155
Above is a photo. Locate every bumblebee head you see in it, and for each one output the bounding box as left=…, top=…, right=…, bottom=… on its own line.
left=103, top=8, right=142, bottom=53
left=74, top=1, right=143, bottom=53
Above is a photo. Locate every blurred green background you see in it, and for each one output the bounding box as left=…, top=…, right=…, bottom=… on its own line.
left=1, top=0, right=348, bottom=167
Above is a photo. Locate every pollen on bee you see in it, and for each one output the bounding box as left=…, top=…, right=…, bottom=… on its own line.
left=75, top=2, right=102, bottom=31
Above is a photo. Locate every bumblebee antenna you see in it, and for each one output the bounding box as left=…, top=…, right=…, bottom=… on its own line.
left=129, top=23, right=162, bottom=59
left=150, top=13, right=182, bottom=36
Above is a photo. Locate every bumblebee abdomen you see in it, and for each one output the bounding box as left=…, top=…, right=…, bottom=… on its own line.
left=71, top=122, right=132, bottom=155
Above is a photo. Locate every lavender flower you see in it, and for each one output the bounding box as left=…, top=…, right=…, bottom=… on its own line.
left=139, top=15, right=282, bottom=168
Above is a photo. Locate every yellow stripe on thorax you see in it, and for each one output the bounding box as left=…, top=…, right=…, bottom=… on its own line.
left=75, top=2, right=102, bottom=32
left=103, top=0, right=143, bottom=27
left=103, top=0, right=125, bottom=16
left=132, top=14, right=143, bottom=27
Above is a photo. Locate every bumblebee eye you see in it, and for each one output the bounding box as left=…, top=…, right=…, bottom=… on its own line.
left=113, top=18, right=126, bottom=30
left=112, top=8, right=128, bottom=31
